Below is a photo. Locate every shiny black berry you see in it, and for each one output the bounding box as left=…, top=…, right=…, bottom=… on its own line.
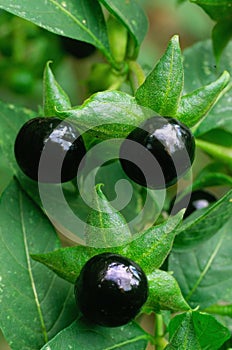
left=74, top=252, right=148, bottom=327
left=60, top=37, right=96, bottom=58
left=169, top=190, right=217, bottom=218
left=119, top=116, right=195, bottom=189
left=14, top=117, right=86, bottom=183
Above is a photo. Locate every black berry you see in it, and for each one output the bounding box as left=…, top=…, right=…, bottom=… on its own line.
left=74, top=252, right=148, bottom=327
left=14, top=117, right=86, bottom=183
left=119, top=116, right=195, bottom=189
left=60, top=37, right=96, bottom=58
left=169, top=190, right=217, bottom=218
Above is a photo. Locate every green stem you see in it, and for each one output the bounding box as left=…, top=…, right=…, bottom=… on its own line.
left=154, top=313, right=168, bottom=350
left=107, top=74, right=127, bottom=91
left=203, top=303, right=232, bottom=317
left=128, top=60, right=146, bottom=92
left=196, top=138, right=232, bottom=168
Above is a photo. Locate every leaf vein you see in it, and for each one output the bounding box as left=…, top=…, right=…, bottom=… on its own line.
left=19, top=191, right=48, bottom=343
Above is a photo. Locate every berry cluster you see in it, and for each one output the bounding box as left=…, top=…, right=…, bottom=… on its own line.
left=14, top=115, right=197, bottom=326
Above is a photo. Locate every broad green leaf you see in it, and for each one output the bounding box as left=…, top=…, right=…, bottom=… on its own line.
left=32, top=212, right=184, bottom=283
left=212, top=21, right=232, bottom=63
left=0, top=101, right=36, bottom=171
left=176, top=71, right=230, bottom=127
left=0, top=155, right=13, bottom=196
left=165, top=312, right=201, bottom=350
left=99, top=0, right=148, bottom=49
left=167, top=311, right=230, bottom=350
left=146, top=270, right=190, bottom=312
left=40, top=317, right=150, bottom=350
left=43, top=61, right=71, bottom=116
left=191, top=312, right=230, bottom=349
left=57, top=90, right=152, bottom=139
left=182, top=40, right=232, bottom=136
left=85, top=184, right=132, bottom=247
left=0, top=180, right=76, bottom=350
left=0, top=0, right=113, bottom=63
left=190, top=0, right=232, bottom=21
left=173, top=189, right=232, bottom=250
left=135, top=35, right=184, bottom=116
left=169, top=218, right=232, bottom=309
left=16, top=171, right=90, bottom=243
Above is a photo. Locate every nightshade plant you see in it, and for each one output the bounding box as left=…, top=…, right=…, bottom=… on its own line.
left=0, top=1, right=232, bottom=350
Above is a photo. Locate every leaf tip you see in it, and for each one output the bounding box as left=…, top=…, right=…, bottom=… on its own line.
left=170, top=34, right=180, bottom=45
left=221, top=70, right=230, bottom=82
left=95, top=183, right=105, bottom=197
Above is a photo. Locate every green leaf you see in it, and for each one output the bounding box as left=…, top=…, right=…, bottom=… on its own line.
left=176, top=71, right=230, bottom=127
left=0, top=101, right=36, bottom=172
left=43, top=61, right=71, bottom=116
left=167, top=311, right=230, bottom=350
left=212, top=21, right=232, bottom=63
left=165, top=312, right=201, bottom=350
left=146, top=270, right=190, bottom=312
left=16, top=171, right=91, bottom=244
left=0, top=155, right=13, bottom=196
left=0, top=180, right=76, bottom=350
left=173, top=188, right=232, bottom=250
left=182, top=40, right=232, bottom=136
left=85, top=184, right=132, bottom=247
left=122, top=211, right=184, bottom=274
left=0, top=0, right=113, bottom=63
left=191, top=312, right=230, bottom=349
left=99, top=0, right=148, bottom=49
left=169, top=218, right=232, bottom=309
left=57, top=90, right=151, bottom=139
left=190, top=0, right=232, bottom=21
left=32, top=212, right=183, bottom=283
left=135, top=35, right=184, bottom=116
left=40, top=317, right=150, bottom=350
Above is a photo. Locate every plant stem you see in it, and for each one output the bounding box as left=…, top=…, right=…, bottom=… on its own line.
left=154, top=313, right=168, bottom=350
left=128, top=60, right=146, bottom=93
left=195, top=139, right=232, bottom=168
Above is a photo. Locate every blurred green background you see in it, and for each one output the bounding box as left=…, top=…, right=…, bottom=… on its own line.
left=0, top=0, right=213, bottom=109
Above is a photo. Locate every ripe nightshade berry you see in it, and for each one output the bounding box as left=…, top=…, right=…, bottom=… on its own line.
left=170, top=190, right=217, bottom=218
left=14, top=117, right=86, bottom=183
left=74, top=252, right=148, bottom=327
left=119, top=116, right=195, bottom=189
